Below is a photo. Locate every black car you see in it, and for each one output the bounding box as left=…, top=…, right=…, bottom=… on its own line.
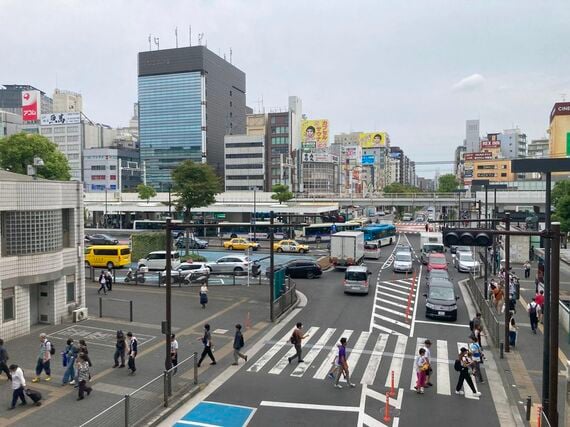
left=424, top=281, right=459, bottom=321
left=85, top=234, right=118, bottom=245
left=283, top=260, right=322, bottom=279
left=175, top=236, right=208, bottom=249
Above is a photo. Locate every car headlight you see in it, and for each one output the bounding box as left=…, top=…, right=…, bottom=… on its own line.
left=426, top=302, right=437, bottom=309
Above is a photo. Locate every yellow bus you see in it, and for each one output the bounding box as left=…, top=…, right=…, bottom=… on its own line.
left=84, top=245, right=131, bottom=269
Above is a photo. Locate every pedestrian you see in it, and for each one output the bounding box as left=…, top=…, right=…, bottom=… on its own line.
left=414, top=348, right=429, bottom=394
left=327, top=343, right=342, bottom=380
left=76, top=354, right=92, bottom=401
left=127, top=332, right=138, bottom=375
left=62, top=338, right=78, bottom=385
left=492, top=285, right=504, bottom=313
left=8, top=364, right=27, bottom=410
left=468, top=335, right=484, bottom=383
left=530, top=245, right=535, bottom=261
left=0, top=339, right=12, bottom=380
left=170, top=334, right=179, bottom=373
left=454, top=347, right=481, bottom=397
left=113, top=330, right=126, bottom=368
left=469, top=313, right=481, bottom=333
left=78, top=339, right=92, bottom=367
left=199, top=284, right=208, bottom=309
left=471, top=325, right=484, bottom=347
left=197, top=324, right=216, bottom=367
left=32, top=333, right=52, bottom=383
left=105, top=270, right=113, bottom=292
left=334, top=337, right=356, bottom=389
left=535, top=290, right=545, bottom=323
left=423, top=339, right=433, bottom=387
left=25, top=388, right=42, bottom=406
left=528, top=298, right=539, bottom=334
left=288, top=322, right=309, bottom=364
left=232, top=324, right=248, bottom=366
left=98, top=271, right=107, bottom=295
left=509, top=316, right=518, bottom=347
left=523, top=260, right=531, bottom=279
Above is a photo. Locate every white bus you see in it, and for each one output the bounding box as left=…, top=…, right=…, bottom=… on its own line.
left=218, top=222, right=287, bottom=240
left=294, top=222, right=361, bottom=243
left=133, top=219, right=184, bottom=236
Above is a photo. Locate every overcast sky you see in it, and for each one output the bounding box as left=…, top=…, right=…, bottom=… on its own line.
left=2, top=0, right=569, bottom=177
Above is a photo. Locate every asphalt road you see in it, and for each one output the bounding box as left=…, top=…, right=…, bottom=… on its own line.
left=163, top=232, right=508, bottom=427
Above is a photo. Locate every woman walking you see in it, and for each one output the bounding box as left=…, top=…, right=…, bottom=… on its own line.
left=62, top=338, right=78, bottom=385
left=509, top=317, right=518, bottom=347
left=455, top=348, right=481, bottom=397
left=414, top=348, right=429, bottom=394
left=76, top=354, right=92, bottom=401
left=199, top=284, right=208, bottom=309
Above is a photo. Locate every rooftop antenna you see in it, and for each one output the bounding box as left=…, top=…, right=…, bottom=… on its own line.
left=229, top=48, right=232, bottom=64
left=562, top=93, right=567, bottom=101
left=175, top=27, right=178, bottom=48
left=189, top=25, right=192, bottom=46
left=198, top=33, right=204, bottom=46
left=148, top=34, right=152, bottom=50
left=154, top=37, right=160, bottom=50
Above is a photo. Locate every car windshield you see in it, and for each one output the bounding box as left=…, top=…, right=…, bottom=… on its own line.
left=424, top=244, right=444, bottom=253
left=460, top=254, right=474, bottom=262
left=365, top=244, right=378, bottom=250
left=346, top=271, right=368, bottom=281
left=430, top=257, right=446, bottom=265
left=395, top=253, right=411, bottom=262
left=429, top=271, right=449, bottom=279
left=429, top=286, right=456, bottom=301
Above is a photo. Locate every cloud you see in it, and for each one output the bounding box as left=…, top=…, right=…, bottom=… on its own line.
left=452, top=73, right=485, bottom=92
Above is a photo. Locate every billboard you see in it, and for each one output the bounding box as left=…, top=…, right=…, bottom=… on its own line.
left=480, top=139, right=500, bottom=149
left=22, top=90, right=40, bottom=121
left=362, top=155, right=375, bottom=165
left=359, top=132, right=386, bottom=148
left=303, top=152, right=332, bottom=163
left=301, top=119, right=329, bottom=149
left=342, top=145, right=359, bottom=160
left=41, top=113, right=81, bottom=125
left=464, top=152, right=493, bottom=161
left=550, top=102, right=570, bottom=123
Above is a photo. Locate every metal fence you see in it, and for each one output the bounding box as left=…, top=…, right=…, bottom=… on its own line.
left=465, top=273, right=502, bottom=348
left=79, top=352, right=198, bottom=427
left=273, top=279, right=297, bottom=319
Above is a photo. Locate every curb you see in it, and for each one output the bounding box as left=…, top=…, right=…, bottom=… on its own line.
left=147, top=383, right=206, bottom=427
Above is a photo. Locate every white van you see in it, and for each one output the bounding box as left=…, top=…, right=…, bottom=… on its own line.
left=364, top=242, right=381, bottom=259
left=343, top=266, right=372, bottom=295
left=138, top=251, right=181, bottom=271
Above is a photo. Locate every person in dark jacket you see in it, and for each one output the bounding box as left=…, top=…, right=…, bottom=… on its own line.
left=232, top=324, right=248, bottom=365
left=25, top=388, right=42, bottom=406
left=127, top=332, right=138, bottom=375
left=0, top=339, right=12, bottom=380
left=113, top=331, right=127, bottom=368
left=62, top=338, right=79, bottom=385
left=197, top=324, right=216, bottom=367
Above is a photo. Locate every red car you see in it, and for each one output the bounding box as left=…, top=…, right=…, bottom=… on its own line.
left=427, top=253, right=448, bottom=272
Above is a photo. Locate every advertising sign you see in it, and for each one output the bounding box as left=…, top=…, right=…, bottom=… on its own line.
left=41, top=113, right=81, bottom=125
left=301, top=119, right=329, bottom=149
left=464, top=152, right=493, bottom=161
left=480, top=139, right=500, bottom=149
left=550, top=102, right=570, bottom=123
left=342, top=145, right=358, bottom=160
left=362, top=155, right=375, bottom=165
left=359, top=132, right=386, bottom=148
left=302, top=141, right=316, bottom=152
left=21, top=90, right=40, bottom=121
left=303, top=152, right=332, bottom=163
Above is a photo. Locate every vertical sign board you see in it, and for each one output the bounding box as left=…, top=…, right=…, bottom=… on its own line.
left=21, top=90, right=40, bottom=121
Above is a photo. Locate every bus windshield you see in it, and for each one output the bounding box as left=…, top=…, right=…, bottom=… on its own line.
left=424, top=244, right=444, bottom=253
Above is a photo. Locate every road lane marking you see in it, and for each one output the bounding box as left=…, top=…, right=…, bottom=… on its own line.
left=376, top=305, right=407, bottom=318
left=414, top=319, right=469, bottom=328
left=290, top=327, right=336, bottom=377
left=379, top=281, right=410, bottom=291
left=260, top=401, right=359, bottom=412
left=268, top=326, right=319, bottom=375
left=379, top=285, right=411, bottom=297
left=377, top=291, right=408, bottom=302
left=380, top=234, right=402, bottom=270
left=385, top=334, right=408, bottom=387
left=380, top=299, right=408, bottom=310
left=372, top=324, right=405, bottom=335
left=436, top=339, right=451, bottom=395
left=409, top=337, right=426, bottom=391
left=457, top=341, right=479, bottom=400
left=314, top=329, right=353, bottom=379
left=247, top=326, right=296, bottom=373
left=361, top=334, right=388, bottom=385
left=373, top=313, right=410, bottom=329
left=409, top=265, right=423, bottom=338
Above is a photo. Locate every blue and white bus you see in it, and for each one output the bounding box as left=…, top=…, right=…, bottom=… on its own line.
left=358, top=224, right=397, bottom=247
left=294, top=222, right=361, bottom=243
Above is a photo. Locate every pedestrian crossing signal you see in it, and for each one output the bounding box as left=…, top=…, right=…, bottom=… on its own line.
left=442, top=228, right=493, bottom=247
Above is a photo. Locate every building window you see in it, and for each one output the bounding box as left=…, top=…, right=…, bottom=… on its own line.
left=110, top=165, right=117, bottom=170
left=110, top=175, right=116, bottom=180
left=501, top=173, right=507, bottom=177
left=1, top=210, right=63, bottom=256
left=226, top=175, right=265, bottom=180
left=54, top=127, right=66, bottom=134
left=2, top=288, right=14, bottom=322
left=66, top=275, right=75, bottom=303
left=270, top=117, right=276, bottom=125
left=225, top=142, right=263, bottom=148
left=225, top=153, right=263, bottom=159
left=91, top=165, right=106, bottom=170
left=41, top=128, right=52, bottom=135
left=226, top=164, right=263, bottom=169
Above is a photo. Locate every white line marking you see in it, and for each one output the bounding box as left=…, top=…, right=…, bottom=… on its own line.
left=372, top=324, right=404, bottom=336
left=409, top=265, right=423, bottom=338
left=361, top=334, right=388, bottom=385
left=436, top=339, right=451, bottom=395
left=314, top=329, right=353, bottom=379
left=373, top=313, right=411, bottom=329
left=457, top=341, right=479, bottom=400
left=380, top=299, right=408, bottom=310
left=376, top=305, right=407, bottom=318
left=410, top=337, right=426, bottom=391
left=269, top=326, right=319, bottom=375
left=290, top=328, right=336, bottom=377
left=380, top=234, right=401, bottom=270
left=385, top=335, right=407, bottom=387
left=379, top=281, right=410, bottom=291
left=361, top=413, right=386, bottom=427
left=175, top=420, right=221, bottom=427
left=395, top=279, right=414, bottom=286
left=377, top=291, right=409, bottom=302
left=247, top=326, right=296, bottom=373
left=379, top=285, right=411, bottom=297
left=414, top=319, right=469, bottom=328
left=260, top=400, right=360, bottom=412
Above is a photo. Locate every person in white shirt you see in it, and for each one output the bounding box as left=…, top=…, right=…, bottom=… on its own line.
left=423, top=339, right=433, bottom=387
left=170, top=334, right=179, bottom=373
left=9, top=364, right=27, bottom=409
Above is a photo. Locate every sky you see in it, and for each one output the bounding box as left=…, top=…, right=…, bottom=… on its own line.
left=2, top=0, right=569, bottom=178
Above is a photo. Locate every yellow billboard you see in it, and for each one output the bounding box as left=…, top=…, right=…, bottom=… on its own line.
left=301, top=119, right=329, bottom=149
left=359, top=132, right=386, bottom=148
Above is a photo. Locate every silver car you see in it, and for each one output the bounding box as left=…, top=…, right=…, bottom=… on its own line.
left=207, top=255, right=251, bottom=274
left=393, top=251, right=413, bottom=273
left=455, top=252, right=479, bottom=273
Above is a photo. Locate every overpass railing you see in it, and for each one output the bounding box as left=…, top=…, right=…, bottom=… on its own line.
left=293, top=192, right=473, bottom=200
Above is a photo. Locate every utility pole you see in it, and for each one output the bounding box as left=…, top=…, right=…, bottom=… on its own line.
left=165, top=219, right=172, bottom=370
left=504, top=212, right=511, bottom=353
left=548, top=222, right=561, bottom=426
left=269, top=211, right=275, bottom=322
left=543, top=171, right=552, bottom=415
left=493, top=188, right=498, bottom=275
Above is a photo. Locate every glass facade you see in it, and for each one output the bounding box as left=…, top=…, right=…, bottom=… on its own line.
left=138, top=72, right=203, bottom=188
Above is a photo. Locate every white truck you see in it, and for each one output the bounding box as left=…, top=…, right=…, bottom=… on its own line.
left=330, top=231, right=365, bottom=269
left=420, top=231, right=445, bottom=264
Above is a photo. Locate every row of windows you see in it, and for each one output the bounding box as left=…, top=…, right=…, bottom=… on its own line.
left=226, top=142, right=263, bottom=148
left=271, top=137, right=288, bottom=145
left=476, top=172, right=508, bottom=178
left=91, top=165, right=106, bottom=170
left=226, top=164, right=263, bottom=169
left=226, top=175, right=265, bottom=180
left=91, top=175, right=117, bottom=180
left=227, top=185, right=264, bottom=191
left=272, top=126, right=288, bottom=135
left=225, top=153, right=263, bottom=159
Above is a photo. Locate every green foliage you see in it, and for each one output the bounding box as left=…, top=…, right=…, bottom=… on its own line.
left=553, top=195, right=570, bottom=233
left=137, top=184, right=157, bottom=203
left=438, top=174, right=459, bottom=193
left=172, top=161, right=222, bottom=220
left=271, top=184, right=294, bottom=204
left=130, top=232, right=168, bottom=261
left=182, top=253, right=207, bottom=262
left=0, top=132, right=71, bottom=180
left=383, top=183, right=422, bottom=194
left=552, top=181, right=570, bottom=206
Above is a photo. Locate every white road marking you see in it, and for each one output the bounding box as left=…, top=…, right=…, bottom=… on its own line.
left=409, top=265, right=423, bottom=338
left=260, top=400, right=359, bottom=412
left=361, top=334, right=388, bottom=385
left=414, top=319, right=469, bottom=328
left=376, top=305, right=407, bottom=318
left=457, top=341, right=479, bottom=400
left=373, top=313, right=410, bottom=329
left=436, top=339, right=451, bottom=395
left=290, top=327, right=336, bottom=377
left=385, top=335, right=407, bottom=387
left=410, top=337, right=426, bottom=391
left=247, top=326, right=296, bottom=373
left=380, top=234, right=402, bottom=270
left=395, top=279, right=414, bottom=286
left=372, top=323, right=404, bottom=336
left=314, top=329, right=353, bottom=379
left=269, top=326, right=319, bottom=375
left=377, top=291, right=409, bottom=302
left=380, top=299, right=408, bottom=310
left=175, top=420, right=221, bottom=427
left=379, top=281, right=410, bottom=291
left=379, top=286, right=411, bottom=297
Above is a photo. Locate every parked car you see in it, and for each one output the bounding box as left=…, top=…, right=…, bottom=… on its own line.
left=343, top=265, right=372, bottom=294
left=175, top=236, right=208, bottom=249
left=283, top=260, right=322, bottom=279
left=85, top=234, right=118, bottom=245
left=273, top=240, right=309, bottom=253
left=427, top=253, right=448, bottom=272
left=425, top=269, right=450, bottom=288
left=138, top=251, right=181, bottom=271
left=223, top=238, right=259, bottom=251
left=207, top=255, right=251, bottom=274
left=424, top=280, right=459, bottom=321
left=160, top=262, right=210, bottom=283
left=454, top=252, right=479, bottom=273
left=393, top=251, right=413, bottom=273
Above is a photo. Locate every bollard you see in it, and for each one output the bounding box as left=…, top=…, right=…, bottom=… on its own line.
left=99, top=297, right=102, bottom=318
left=500, top=342, right=504, bottom=359
left=389, top=370, right=396, bottom=397
left=129, top=301, right=133, bottom=322
left=526, top=395, right=532, bottom=421
left=537, top=405, right=542, bottom=427
left=383, top=393, right=391, bottom=422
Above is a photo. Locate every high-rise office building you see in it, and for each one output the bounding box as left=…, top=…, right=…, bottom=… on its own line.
left=138, top=46, right=246, bottom=189
left=499, top=128, right=527, bottom=159
left=465, top=119, right=480, bottom=153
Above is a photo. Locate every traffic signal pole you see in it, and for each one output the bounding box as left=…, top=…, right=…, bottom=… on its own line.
left=549, top=222, right=561, bottom=427
left=543, top=172, right=552, bottom=417
left=504, top=213, right=510, bottom=353
left=269, top=211, right=275, bottom=323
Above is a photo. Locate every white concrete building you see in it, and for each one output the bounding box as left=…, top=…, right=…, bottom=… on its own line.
left=224, top=134, right=265, bottom=191
left=0, top=170, right=85, bottom=340
left=0, top=110, right=22, bottom=137
left=53, top=89, right=83, bottom=113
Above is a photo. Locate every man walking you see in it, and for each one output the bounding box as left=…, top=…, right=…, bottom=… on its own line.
left=455, top=347, right=481, bottom=397
left=8, top=364, right=27, bottom=409
left=0, top=339, right=12, bottom=380
left=197, top=324, right=216, bottom=367
left=528, top=298, right=539, bottom=334
left=232, top=324, right=248, bottom=366
left=97, top=272, right=107, bottom=295
left=523, top=260, right=531, bottom=279
left=288, top=322, right=309, bottom=364
left=32, top=333, right=51, bottom=383
left=334, top=337, right=355, bottom=389
left=113, top=330, right=126, bottom=368
left=127, top=332, right=138, bottom=375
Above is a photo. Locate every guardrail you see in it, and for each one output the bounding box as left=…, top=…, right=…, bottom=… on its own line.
left=79, top=352, right=198, bottom=427
left=273, top=279, right=297, bottom=319
left=465, top=273, right=502, bottom=348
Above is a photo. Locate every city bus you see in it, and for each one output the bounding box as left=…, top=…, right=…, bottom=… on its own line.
left=294, top=222, right=361, bottom=243
left=358, top=224, right=397, bottom=247
left=218, top=222, right=287, bottom=240
left=132, top=219, right=219, bottom=237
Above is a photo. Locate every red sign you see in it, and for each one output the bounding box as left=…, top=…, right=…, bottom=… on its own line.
left=21, top=90, right=39, bottom=121
left=464, top=152, right=493, bottom=161
left=550, top=102, right=570, bottom=123
left=480, top=140, right=500, bottom=149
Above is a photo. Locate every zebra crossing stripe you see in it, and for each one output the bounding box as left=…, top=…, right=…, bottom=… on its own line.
left=247, top=326, right=296, bottom=373
left=379, top=286, right=411, bottom=297
left=436, top=339, right=451, bottom=395
left=377, top=291, right=408, bottom=302
left=361, top=334, right=388, bottom=385
left=290, top=328, right=336, bottom=378
left=313, top=329, right=353, bottom=380
left=373, top=313, right=410, bottom=329
left=380, top=299, right=408, bottom=310
left=410, top=337, right=426, bottom=391
left=379, top=281, right=410, bottom=291
left=456, top=342, right=479, bottom=400
left=376, top=305, right=407, bottom=318
left=372, top=323, right=405, bottom=336
left=269, top=326, right=320, bottom=375
left=385, top=335, right=407, bottom=388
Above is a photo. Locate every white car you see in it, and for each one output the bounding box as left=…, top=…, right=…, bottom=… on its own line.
left=393, top=251, right=413, bottom=273
left=207, top=255, right=251, bottom=274
left=161, top=262, right=209, bottom=282
left=455, top=252, right=479, bottom=273
left=139, top=251, right=181, bottom=271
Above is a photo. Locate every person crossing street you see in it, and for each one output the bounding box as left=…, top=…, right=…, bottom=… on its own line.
left=232, top=324, right=248, bottom=365
left=455, top=347, right=481, bottom=397
left=334, top=337, right=355, bottom=389
left=197, top=324, right=216, bottom=367
left=288, top=322, right=309, bottom=364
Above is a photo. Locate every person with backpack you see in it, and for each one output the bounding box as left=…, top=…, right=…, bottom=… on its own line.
left=0, top=339, right=12, bottom=380
left=8, top=364, right=27, bottom=409
left=197, top=324, right=216, bottom=367
left=414, top=348, right=429, bottom=394
left=62, top=338, right=79, bottom=385
left=76, top=354, right=92, bottom=401
left=288, top=322, right=309, bottom=364
left=454, top=347, right=481, bottom=397
left=528, top=298, right=539, bottom=334
left=97, top=271, right=107, bottom=295
left=232, top=324, right=248, bottom=366
left=25, top=388, right=42, bottom=406
left=32, top=333, right=52, bottom=383
left=334, top=337, right=355, bottom=389
left=127, top=332, right=138, bottom=375
left=468, top=335, right=484, bottom=383
left=113, top=330, right=127, bottom=368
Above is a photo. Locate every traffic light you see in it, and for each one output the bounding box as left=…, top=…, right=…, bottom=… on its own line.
left=252, top=263, right=261, bottom=277
left=442, top=228, right=493, bottom=247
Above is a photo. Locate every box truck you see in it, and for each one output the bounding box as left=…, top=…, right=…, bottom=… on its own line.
left=330, top=231, right=365, bottom=269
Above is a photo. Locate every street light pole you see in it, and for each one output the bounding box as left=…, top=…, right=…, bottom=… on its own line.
left=269, top=210, right=275, bottom=322
left=504, top=212, right=511, bottom=353
left=549, top=222, right=561, bottom=427
left=253, top=188, right=257, bottom=241
left=543, top=171, right=552, bottom=416
left=165, top=218, right=172, bottom=371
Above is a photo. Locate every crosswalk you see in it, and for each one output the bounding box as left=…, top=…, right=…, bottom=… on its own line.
left=247, top=327, right=481, bottom=399
left=370, top=276, right=417, bottom=336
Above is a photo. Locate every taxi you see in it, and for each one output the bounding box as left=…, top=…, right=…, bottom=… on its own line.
left=223, top=238, right=259, bottom=251
left=273, top=240, right=309, bottom=253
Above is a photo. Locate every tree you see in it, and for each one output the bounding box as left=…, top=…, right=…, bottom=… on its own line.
left=552, top=180, right=570, bottom=206
left=383, top=183, right=422, bottom=194
left=171, top=160, right=222, bottom=221
left=136, top=184, right=157, bottom=204
left=438, top=174, right=459, bottom=193
left=0, top=132, right=70, bottom=180
left=271, top=184, right=294, bottom=204
left=553, top=195, right=570, bottom=233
